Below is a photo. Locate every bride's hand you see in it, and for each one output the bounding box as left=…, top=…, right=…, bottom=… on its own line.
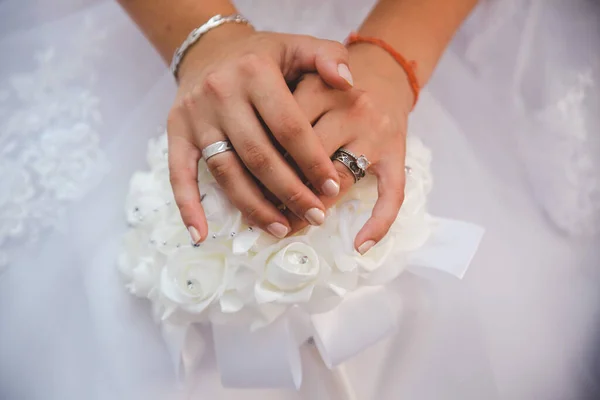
left=288, top=43, right=415, bottom=254
left=167, top=25, right=354, bottom=243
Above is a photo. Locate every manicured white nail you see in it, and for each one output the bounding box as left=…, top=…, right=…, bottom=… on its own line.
left=305, top=208, right=325, bottom=226
left=322, top=179, right=340, bottom=197
left=337, top=64, right=354, bottom=86
left=358, top=240, right=376, bottom=255
left=188, top=226, right=201, bottom=244
left=267, top=222, right=289, bottom=239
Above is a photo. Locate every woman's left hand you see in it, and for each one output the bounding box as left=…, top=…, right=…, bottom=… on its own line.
left=287, top=43, right=415, bottom=254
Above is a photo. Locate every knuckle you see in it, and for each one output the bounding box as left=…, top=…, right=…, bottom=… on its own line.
left=349, top=92, right=399, bottom=135
left=284, top=189, right=304, bottom=208
left=202, top=71, right=232, bottom=101
left=353, top=91, right=376, bottom=113
left=276, top=114, right=305, bottom=143
left=208, top=159, right=233, bottom=187
left=182, top=92, right=196, bottom=112
left=244, top=205, right=261, bottom=224
left=183, top=85, right=202, bottom=111
left=238, top=53, right=268, bottom=76
left=242, top=141, right=271, bottom=173
left=305, top=159, right=329, bottom=178
left=376, top=114, right=395, bottom=134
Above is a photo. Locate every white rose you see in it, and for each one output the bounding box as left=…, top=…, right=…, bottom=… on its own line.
left=118, top=230, right=164, bottom=298
left=389, top=183, right=431, bottom=252
left=390, top=137, right=433, bottom=250
left=201, top=182, right=242, bottom=236
left=160, top=249, right=230, bottom=316
left=147, top=180, right=259, bottom=256
left=125, top=170, right=173, bottom=228
left=253, top=239, right=329, bottom=304
left=333, top=201, right=397, bottom=279
left=404, top=135, right=433, bottom=194
left=146, top=133, right=169, bottom=172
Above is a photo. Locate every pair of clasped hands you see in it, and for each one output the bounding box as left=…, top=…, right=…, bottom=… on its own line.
left=167, top=25, right=414, bottom=255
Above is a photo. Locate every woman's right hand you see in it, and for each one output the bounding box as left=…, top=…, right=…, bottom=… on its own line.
left=167, top=24, right=354, bottom=244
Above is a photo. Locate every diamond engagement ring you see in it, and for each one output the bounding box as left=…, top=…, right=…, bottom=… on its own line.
left=332, top=148, right=371, bottom=183
left=202, top=140, right=234, bottom=161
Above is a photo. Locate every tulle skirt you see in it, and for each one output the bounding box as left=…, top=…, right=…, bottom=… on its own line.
left=0, top=1, right=599, bottom=399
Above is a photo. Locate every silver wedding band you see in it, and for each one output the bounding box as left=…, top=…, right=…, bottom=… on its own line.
left=332, top=148, right=371, bottom=183
left=202, top=140, right=234, bottom=161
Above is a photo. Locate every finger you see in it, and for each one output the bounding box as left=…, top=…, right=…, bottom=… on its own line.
left=167, top=108, right=208, bottom=244
left=293, top=73, right=338, bottom=124
left=181, top=93, right=293, bottom=238
left=286, top=143, right=360, bottom=234
left=199, top=66, right=328, bottom=225
left=288, top=94, right=358, bottom=157
left=282, top=34, right=353, bottom=90
left=285, top=114, right=364, bottom=234
left=205, top=150, right=291, bottom=239
left=354, top=157, right=406, bottom=254
left=246, top=63, right=341, bottom=198
left=210, top=92, right=327, bottom=226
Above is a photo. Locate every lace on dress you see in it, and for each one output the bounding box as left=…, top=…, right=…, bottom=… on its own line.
left=0, top=17, right=109, bottom=269
left=459, top=0, right=600, bottom=237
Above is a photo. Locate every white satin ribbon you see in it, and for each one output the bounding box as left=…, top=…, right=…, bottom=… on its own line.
left=311, top=285, right=399, bottom=369
left=408, top=218, right=485, bottom=279
left=162, top=217, right=484, bottom=390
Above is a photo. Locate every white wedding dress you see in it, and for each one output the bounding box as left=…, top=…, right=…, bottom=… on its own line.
left=0, top=0, right=599, bottom=399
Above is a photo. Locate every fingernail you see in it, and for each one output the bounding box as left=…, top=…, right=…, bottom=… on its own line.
left=305, top=208, right=325, bottom=226
left=188, top=226, right=201, bottom=244
left=267, top=222, right=290, bottom=239
left=337, top=64, right=354, bottom=86
left=358, top=240, right=376, bottom=255
left=321, top=179, right=340, bottom=197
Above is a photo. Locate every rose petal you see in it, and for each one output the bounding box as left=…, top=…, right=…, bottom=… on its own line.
left=361, top=252, right=408, bottom=285
left=254, top=281, right=285, bottom=304
left=219, top=291, right=245, bottom=313
left=327, top=269, right=359, bottom=296
left=356, top=236, right=395, bottom=272
left=274, top=283, right=316, bottom=304
left=232, top=229, right=261, bottom=254
left=265, top=243, right=320, bottom=290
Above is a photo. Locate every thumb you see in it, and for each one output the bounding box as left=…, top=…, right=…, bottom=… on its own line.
left=283, top=35, right=354, bottom=90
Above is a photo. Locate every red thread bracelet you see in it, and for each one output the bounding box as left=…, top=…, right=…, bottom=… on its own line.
left=346, top=32, right=420, bottom=109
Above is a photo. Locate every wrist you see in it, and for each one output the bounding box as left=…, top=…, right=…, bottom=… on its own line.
left=348, top=44, right=415, bottom=111
left=177, top=22, right=256, bottom=83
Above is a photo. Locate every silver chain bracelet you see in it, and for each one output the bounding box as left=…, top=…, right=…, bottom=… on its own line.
left=170, top=14, right=252, bottom=79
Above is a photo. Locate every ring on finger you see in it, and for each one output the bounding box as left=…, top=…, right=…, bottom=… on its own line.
left=202, top=140, right=234, bottom=161
left=332, top=148, right=371, bottom=183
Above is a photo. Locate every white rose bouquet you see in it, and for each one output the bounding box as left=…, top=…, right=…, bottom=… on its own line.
left=119, top=133, right=433, bottom=330
left=118, top=133, right=485, bottom=391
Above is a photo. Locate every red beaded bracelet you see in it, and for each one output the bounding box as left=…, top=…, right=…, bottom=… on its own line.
left=346, top=32, right=420, bottom=109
